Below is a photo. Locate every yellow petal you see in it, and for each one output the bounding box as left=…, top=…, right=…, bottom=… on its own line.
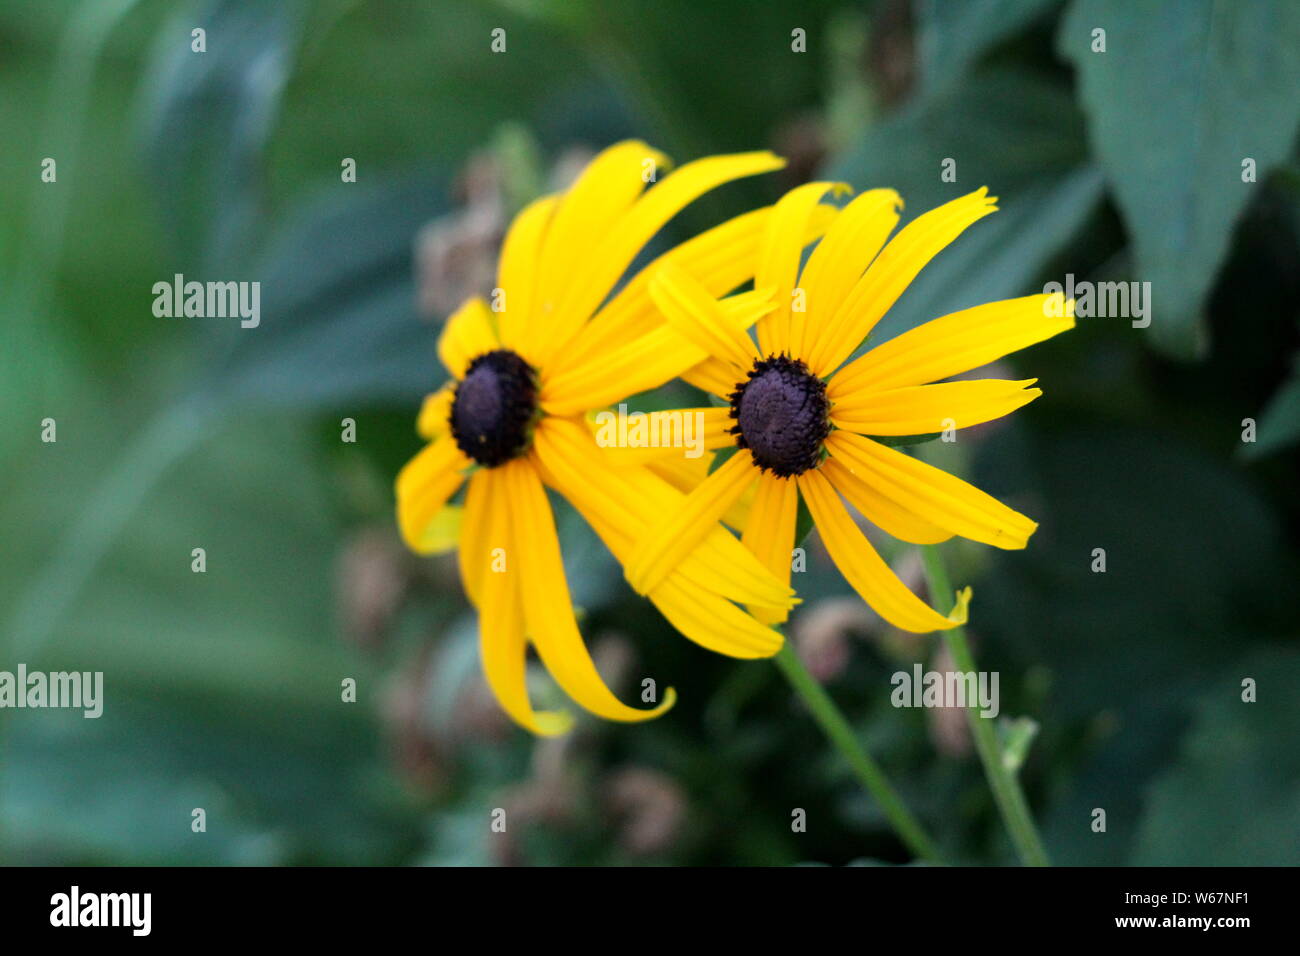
left=651, top=575, right=785, bottom=658
left=799, top=469, right=968, bottom=633
left=797, top=188, right=902, bottom=359
left=529, top=141, right=670, bottom=365
left=420, top=504, right=464, bottom=555
left=683, top=356, right=745, bottom=399
left=742, top=472, right=799, bottom=625
left=830, top=379, right=1042, bottom=435
left=826, top=430, right=1037, bottom=549
left=533, top=417, right=794, bottom=609
left=532, top=443, right=782, bottom=660
left=502, top=458, right=676, bottom=722
left=556, top=207, right=772, bottom=375
left=625, top=450, right=757, bottom=596
left=438, top=297, right=499, bottom=380
left=822, top=458, right=952, bottom=545
left=649, top=262, right=758, bottom=371
left=829, top=294, right=1075, bottom=397
left=457, top=470, right=496, bottom=606
left=395, top=438, right=470, bottom=553
left=416, top=385, right=455, bottom=440
left=581, top=406, right=734, bottom=465
left=547, top=150, right=786, bottom=362
left=754, top=181, right=851, bottom=356
left=809, top=187, right=999, bottom=376
left=497, top=194, right=560, bottom=361
left=477, top=468, right=573, bottom=736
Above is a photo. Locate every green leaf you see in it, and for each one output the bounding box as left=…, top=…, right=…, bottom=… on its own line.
left=916, top=0, right=1060, bottom=96
left=866, top=432, right=942, bottom=447
left=1058, top=0, right=1300, bottom=358
left=1131, top=650, right=1300, bottom=865
left=1241, top=364, right=1300, bottom=459
left=826, top=69, right=1103, bottom=347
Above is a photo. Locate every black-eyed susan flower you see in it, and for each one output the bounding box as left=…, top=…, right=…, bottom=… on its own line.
left=397, top=141, right=804, bottom=734
left=627, top=183, right=1075, bottom=633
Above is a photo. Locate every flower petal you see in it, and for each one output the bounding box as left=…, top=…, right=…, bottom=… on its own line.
left=544, top=151, right=785, bottom=363
left=496, top=194, right=559, bottom=360
left=829, top=293, right=1074, bottom=397
left=799, top=469, right=969, bottom=633
left=478, top=467, right=573, bottom=736
left=830, top=379, right=1042, bottom=435
left=822, top=459, right=952, bottom=545
left=754, top=181, right=851, bottom=356
left=741, top=472, right=799, bottom=625
left=649, top=262, right=758, bottom=371
left=533, top=417, right=794, bottom=609
left=395, top=438, right=470, bottom=553
left=809, top=187, right=998, bottom=376
left=457, top=470, right=496, bottom=606
left=416, top=385, right=455, bottom=440
left=438, top=297, right=498, bottom=379
left=502, top=458, right=676, bottom=722
left=624, top=450, right=757, bottom=596
left=826, top=430, right=1037, bottom=549
left=529, top=141, right=669, bottom=364
left=796, top=188, right=902, bottom=358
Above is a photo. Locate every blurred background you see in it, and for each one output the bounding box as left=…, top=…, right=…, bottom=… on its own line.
left=2, top=0, right=1298, bottom=866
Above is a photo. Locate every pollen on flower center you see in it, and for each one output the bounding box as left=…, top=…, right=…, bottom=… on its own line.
left=728, top=355, right=830, bottom=478
left=451, top=349, right=538, bottom=467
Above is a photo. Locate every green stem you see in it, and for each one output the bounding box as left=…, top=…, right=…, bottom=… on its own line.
left=773, top=644, right=944, bottom=864
left=920, top=545, right=1051, bottom=867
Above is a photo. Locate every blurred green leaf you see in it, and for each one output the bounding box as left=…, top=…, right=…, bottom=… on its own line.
left=916, top=0, right=1059, bottom=95
left=1131, top=649, right=1300, bottom=865
left=827, top=69, right=1103, bottom=346
left=1241, top=363, right=1300, bottom=459
left=1058, top=0, right=1300, bottom=358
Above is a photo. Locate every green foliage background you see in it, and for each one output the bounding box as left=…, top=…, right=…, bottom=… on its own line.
left=1, top=0, right=1297, bottom=866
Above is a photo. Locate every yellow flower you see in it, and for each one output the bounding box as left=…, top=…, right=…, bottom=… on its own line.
left=396, top=141, right=802, bottom=734
left=627, top=183, right=1076, bottom=633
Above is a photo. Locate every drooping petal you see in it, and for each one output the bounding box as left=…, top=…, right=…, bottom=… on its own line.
left=753, top=181, right=851, bottom=356
left=799, top=469, right=970, bottom=633
left=533, top=417, right=794, bottom=609
left=501, top=458, right=676, bottom=722
left=395, top=438, right=471, bottom=553
left=437, top=297, right=499, bottom=379
left=826, top=430, right=1037, bottom=549
left=477, top=467, right=573, bottom=736
left=822, top=458, right=952, bottom=545
left=830, top=379, right=1042, bottom=435
left=829, top=293, right=1075, bottom=397
left=457, top=470, right=496, bottom=606
left=741, top=472, right=799, bottom=625
left=809, top=187, right=999, bottom=376
left=624, top=450, right=757, bottom=596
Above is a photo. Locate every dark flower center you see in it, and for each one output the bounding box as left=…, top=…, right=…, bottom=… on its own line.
left=450, top=349, right=538, bottom=467
left=728, top=355, right=830, bottom=478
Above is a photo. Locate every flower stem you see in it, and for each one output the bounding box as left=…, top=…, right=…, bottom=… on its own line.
left=920, top=544, right=1051, bottom=867
left=773, top=643, right=945, bottom=864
